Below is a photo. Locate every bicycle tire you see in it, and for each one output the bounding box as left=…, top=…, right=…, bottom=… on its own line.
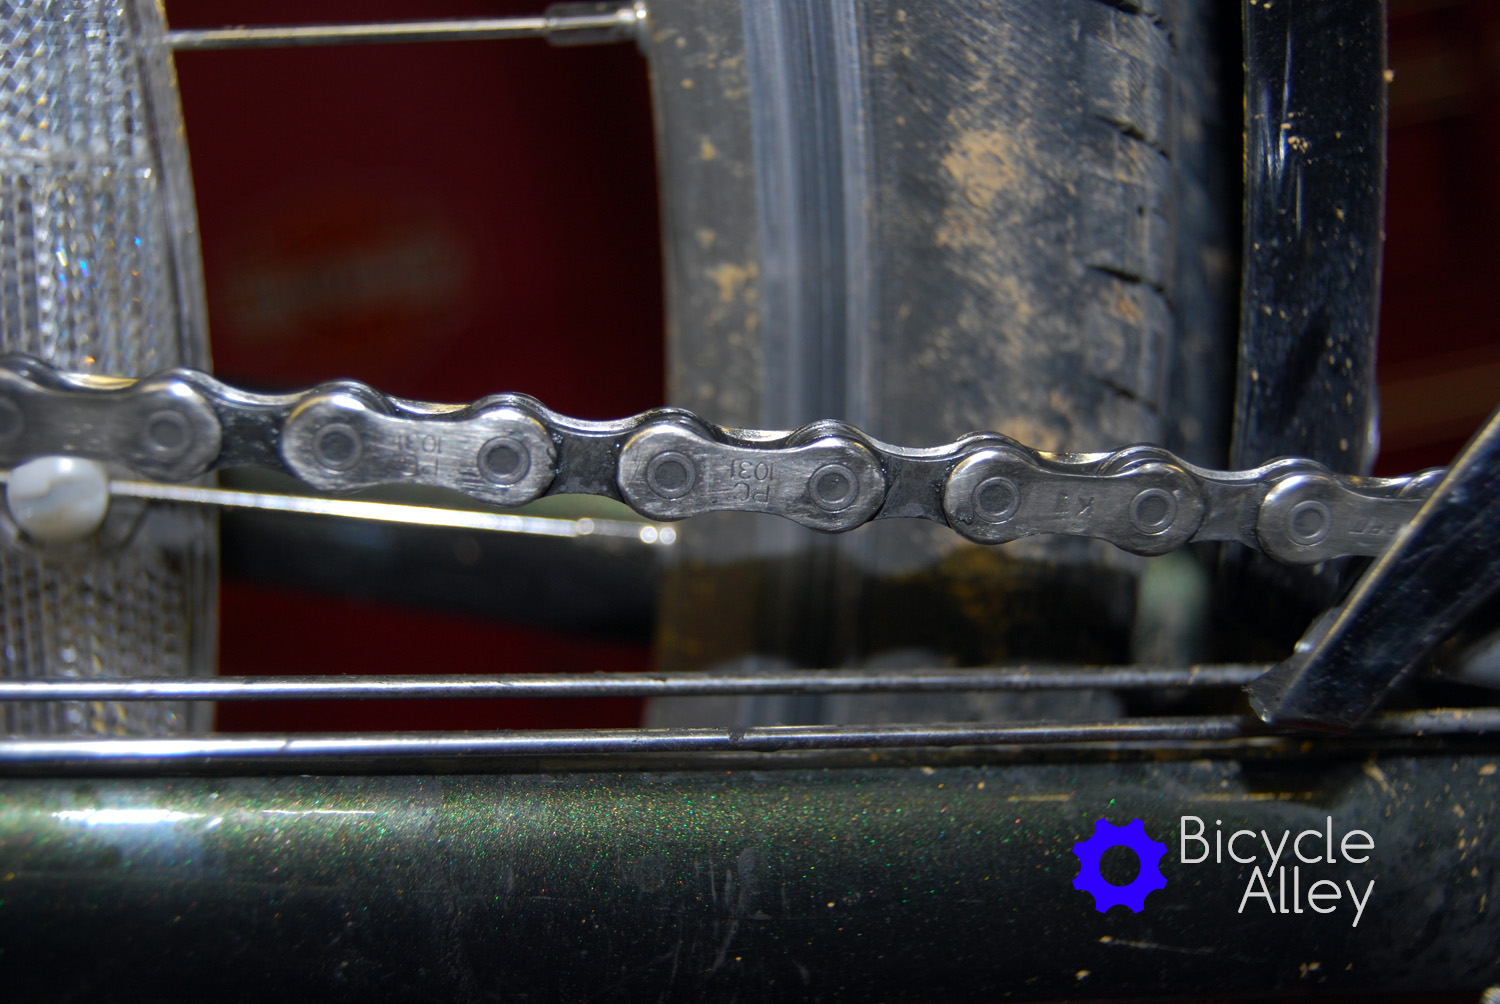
left=645, top=0, right=1239, bottom=721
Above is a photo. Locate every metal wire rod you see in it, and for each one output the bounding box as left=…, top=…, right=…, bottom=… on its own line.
left=0, top=664, right=1269, bottom=702
left=167, top=16, right=549, bottom=49
left=106, top=480, right=676, bottom=545
left=1, top=709, right=1495, bottom=765
left=0, top=717, right=1249, bottom=763
left=165, top=4, right=644, bottom=51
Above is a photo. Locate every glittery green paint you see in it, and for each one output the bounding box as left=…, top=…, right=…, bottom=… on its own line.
left=0, top=756, right=1493, bottom=1000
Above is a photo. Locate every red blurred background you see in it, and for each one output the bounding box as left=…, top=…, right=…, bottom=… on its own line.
left=160, top=0, right=1499, bottom=731
left=165, top=0, right=664, bottom=731
left=1377, top=0, right=1500, bottom=476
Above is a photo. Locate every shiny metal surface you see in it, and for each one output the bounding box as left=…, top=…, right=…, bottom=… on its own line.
left=0, top=364, right=221, bottom=486
left=112, top=481, right=673, bottom=543
left=0, top=709, right=1496, bottom=769
left=164, top=3, right=647, bottom=51
left=0, top=663, right=1268, bottom=702
left=0, top=718, right=1250, bottom=768
left=1251, top=407, right=1500, bottom=728
left=943, top=446, right=1205, bottom=555
left=1255, top=471, right=1427, bottom=565
left=618, top=422, right=886, bottom=530
left=0, top=357, right=1445, bottom=564
left=282, top=391, right=559, bottom=506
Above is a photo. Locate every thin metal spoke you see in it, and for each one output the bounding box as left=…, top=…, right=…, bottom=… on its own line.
left=165, top=4, right=644, bottom=52
left=0, top=664, right=1269, bottom=702
left=0, top=717, right=1252, bottom=762
left=0, top=709, right=1496, bottom=765
left=168, top=17, right=548, bottom=50
left=107, top=480, right=676, bottom=545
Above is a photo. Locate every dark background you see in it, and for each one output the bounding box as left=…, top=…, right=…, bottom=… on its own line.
left=159, top=0, right=1500, bottom=731
left=1377, top=0, right=1500, bottom=477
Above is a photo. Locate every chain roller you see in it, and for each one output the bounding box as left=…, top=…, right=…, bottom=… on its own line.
left=0, top=356, right=1442, bottom=563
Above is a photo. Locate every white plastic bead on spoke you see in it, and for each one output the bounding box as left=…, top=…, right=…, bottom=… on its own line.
left=5, top=456, right=111, bottom=542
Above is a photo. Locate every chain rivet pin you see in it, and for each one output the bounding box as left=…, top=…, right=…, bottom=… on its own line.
left=1289, top=499, right=1331, bottom=546
left=478, top=436, right=531, bottom=486
left=143, top=409, right=193, bottom=459
left=809, top=462, right=859, bottom=512
left=1129, top=487, right=1178, bottom=535
left=313, top=422, right=364, bottom=472
left=645, top=451, right=696, bottom=499
left=972, top=476, right=1020, bottom=523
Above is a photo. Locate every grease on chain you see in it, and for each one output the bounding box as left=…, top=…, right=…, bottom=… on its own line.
left=0, top=357, right=1443, bottom=564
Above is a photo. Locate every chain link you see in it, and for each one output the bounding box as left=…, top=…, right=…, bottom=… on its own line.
left=0, top=356, right=1444, bottom=564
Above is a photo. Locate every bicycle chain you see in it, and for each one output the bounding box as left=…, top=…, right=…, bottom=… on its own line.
left=0, top=355, right=1444, bottom=564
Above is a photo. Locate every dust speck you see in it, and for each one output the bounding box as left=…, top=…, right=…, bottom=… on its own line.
left=941, top=128, right=1024, bottom=212
left=1363, top=762, right=1394, bottom=796
left=705, top=262, right=758, bottom=304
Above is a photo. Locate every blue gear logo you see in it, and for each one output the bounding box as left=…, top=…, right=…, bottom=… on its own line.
left=1071, top=818, right=1168, bottom=913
